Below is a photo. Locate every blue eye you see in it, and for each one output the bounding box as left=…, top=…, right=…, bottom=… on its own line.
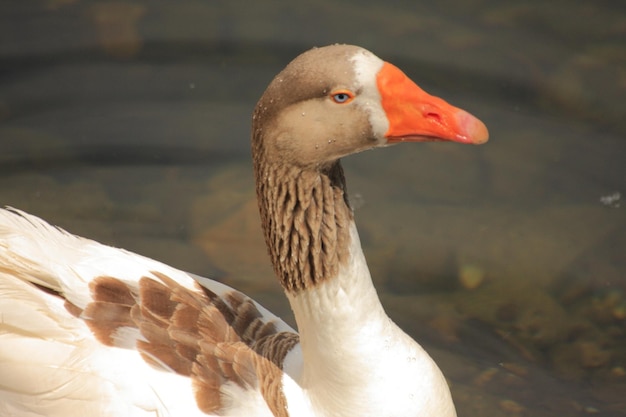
left=331, top=90, right=354, bottom=104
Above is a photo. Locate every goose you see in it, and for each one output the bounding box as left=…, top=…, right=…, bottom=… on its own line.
left=0, top=44, right=488, bottom=417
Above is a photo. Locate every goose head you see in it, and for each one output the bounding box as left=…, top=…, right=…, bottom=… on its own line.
left=252, top=44, right=488, bottom=171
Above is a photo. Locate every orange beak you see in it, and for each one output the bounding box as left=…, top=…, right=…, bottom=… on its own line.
left=376, top=62, right=489, bottom=145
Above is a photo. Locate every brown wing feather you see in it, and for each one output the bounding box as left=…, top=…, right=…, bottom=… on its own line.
left=66, top=272, right=299, bottom=416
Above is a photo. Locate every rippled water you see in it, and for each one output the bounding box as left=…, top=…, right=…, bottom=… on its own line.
left=1, top=1, right=625, bottom=416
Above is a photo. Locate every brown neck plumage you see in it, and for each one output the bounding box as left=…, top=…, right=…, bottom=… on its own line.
left=252, top=146, right=353, bottom=293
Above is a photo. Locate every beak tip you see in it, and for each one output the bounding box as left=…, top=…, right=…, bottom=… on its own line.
left=457, top=110, right=489, bottom=145
left=471, top=121, right=489, bottom=144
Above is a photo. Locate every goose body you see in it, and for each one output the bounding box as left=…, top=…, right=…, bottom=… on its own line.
left=0, top=45, right=488, bottom=417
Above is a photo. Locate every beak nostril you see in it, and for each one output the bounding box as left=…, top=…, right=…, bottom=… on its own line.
left=425, top=112, right=441, bottom=122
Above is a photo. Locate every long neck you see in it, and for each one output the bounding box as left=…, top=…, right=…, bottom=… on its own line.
left=254, top=157, right=353, bottom=292
left=287, top=222, right=396, bottom=410
left=254, top=156, right=399, bottom=411
left=254, top=154, right=456, bottom=417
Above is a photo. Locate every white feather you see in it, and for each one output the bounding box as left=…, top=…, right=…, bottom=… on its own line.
left=0, top=208, right=290, bottom=416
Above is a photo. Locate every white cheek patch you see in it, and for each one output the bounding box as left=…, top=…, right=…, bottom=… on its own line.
left=350, top=50, right=389, bottom=140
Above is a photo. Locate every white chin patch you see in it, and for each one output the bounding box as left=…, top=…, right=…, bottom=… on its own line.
left=350, top=49, right=390, bottom=140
